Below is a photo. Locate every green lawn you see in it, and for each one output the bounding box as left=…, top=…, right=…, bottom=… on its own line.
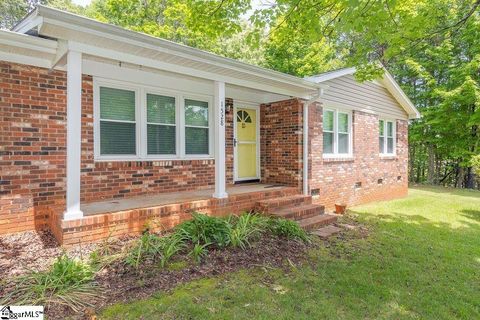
left=100, top=186, right=480, bottom=319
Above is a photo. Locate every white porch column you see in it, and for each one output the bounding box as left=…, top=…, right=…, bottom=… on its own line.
left=64, top=50, right=84, bottom=220
left=213, top=81, right=228, bottom=199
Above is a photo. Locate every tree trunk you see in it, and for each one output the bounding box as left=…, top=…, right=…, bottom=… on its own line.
left=409, top=144, right=416, bottom=182
left=427, top=144, right=435, bottom=184
left=465, top=167, right=475, bottom=189
left=456, top=166, right=464, bottom=188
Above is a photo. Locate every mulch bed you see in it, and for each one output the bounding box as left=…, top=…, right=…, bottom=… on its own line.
left=0, top=231, right=312, bottom=320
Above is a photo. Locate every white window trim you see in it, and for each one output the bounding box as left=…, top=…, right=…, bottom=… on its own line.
left=94, top=78, right=214, bottom=161
left=379, top=119, right=396, bottom=156
left=322, top=107, right=353, bottom=158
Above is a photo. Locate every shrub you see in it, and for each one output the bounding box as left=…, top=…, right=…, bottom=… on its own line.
left=125, top=233, right=186, bottom=269
left=1, top=254, right=101, bottom=312
left=189, top=242, right=210, bottom=264
left=227, top=213, right=268, bottom=249
left=269, top=218, right=310, bottom=242
left=159, top=234, right=186, bottom=268
left=176, top=212, right=230, bottom=247
left=125, top=233, right=165, bottom=268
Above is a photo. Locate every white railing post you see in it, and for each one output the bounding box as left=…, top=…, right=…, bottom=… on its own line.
left=213, top=81, right=228, bottom=199
left=64, top=50, right=84, bottom=220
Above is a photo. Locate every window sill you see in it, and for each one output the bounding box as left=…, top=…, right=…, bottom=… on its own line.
left=94, top=156, right=214, bottom=162
left=323, top=156, right=355, bottom=163
left=379, top=155, right=398, bottom=160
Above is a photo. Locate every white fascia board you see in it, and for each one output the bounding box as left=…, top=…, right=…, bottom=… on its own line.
left=305, top=67, right=356, bottom=83
left=0, top=30, right=57, bottom=54
left=35, top=5, right=318, bottom=92
left=11, top=8, right=40, bottom=33
left=0, top=30, right=57, bottom=68
left=68, top=41, right=310, bottom=98
left=381, top=71, right=421, bottom=119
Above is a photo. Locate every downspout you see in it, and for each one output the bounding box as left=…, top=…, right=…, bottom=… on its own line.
left=302, top=87, right=325, bottom=196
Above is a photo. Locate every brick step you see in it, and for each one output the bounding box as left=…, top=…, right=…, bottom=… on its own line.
left=298, top=214, right=338, bottom=231
left=270, top=204, right=324, bottom=221
left=256, top=194, right=312, bottom=213
left=311, top=225, right=342, bottom=239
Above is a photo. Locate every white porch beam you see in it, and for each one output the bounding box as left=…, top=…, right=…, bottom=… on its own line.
left=64, top=50, right=83, bottom=220
left=213, top=81, right=228, bottom=199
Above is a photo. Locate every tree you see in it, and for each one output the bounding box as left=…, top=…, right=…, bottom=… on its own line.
left=0, top=0, right=85, bottom=30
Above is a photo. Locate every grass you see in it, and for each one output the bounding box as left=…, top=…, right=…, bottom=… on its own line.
left=100, top=186, right=480, bottom=320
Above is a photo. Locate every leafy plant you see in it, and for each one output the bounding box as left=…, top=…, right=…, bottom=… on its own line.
left=1, top=254, right=101, bottom=312
left=159, top=234, right=186, bottom=268
left=176, top=212, right=230, bottom=247
left=227, top=213, right=268, bottom=249
left=125, top=232, right=187, bottom=269
left=125, top=233, right=165, bottom=269
left=269, top=218, right=310, bottom=243
left=189, top=242, right=210, bottom=264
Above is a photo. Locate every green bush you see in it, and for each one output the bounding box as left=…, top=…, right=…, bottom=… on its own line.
left=125, top=232, right=186, bottom=269
left=227, top=213, right=269, bottom=249
left=176, top=212, right=230, bottom=247
left=269, top=218, right=310, bottom=242
left=1, top=254, right=100, bottom=312
left=189, top=242, right=210, bottom=264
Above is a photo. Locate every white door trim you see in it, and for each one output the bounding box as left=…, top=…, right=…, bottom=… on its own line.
left=233, top=103, right=261, bottom=182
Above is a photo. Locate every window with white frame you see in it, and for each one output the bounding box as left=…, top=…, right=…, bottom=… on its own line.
left=379, top=119, right=395, bottom=155
left=184, top=99, right=209, bottom=155
left=96, top=81, right=212, bottom=160
left=99, top=87, right=137, bottom=155
left=146, top=93, right=176, bottom=155
left=323, top=108, right=352, bottom=156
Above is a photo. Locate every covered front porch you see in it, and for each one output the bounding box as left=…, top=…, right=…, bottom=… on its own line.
left=7, top=6, right=326, bottom=243
left=51, top=184, right=300, bottom=246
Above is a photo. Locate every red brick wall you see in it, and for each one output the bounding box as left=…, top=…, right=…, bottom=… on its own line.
left=260, top=98, right=303, bottom=188
left=308, top=104, right=408, bottom=209
left=0, top=62, right=231, bottom=234
left=0, top=62, right=67, bottom=234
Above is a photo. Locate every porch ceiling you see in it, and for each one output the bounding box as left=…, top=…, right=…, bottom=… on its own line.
left=81, top=183, right=287, bottom=217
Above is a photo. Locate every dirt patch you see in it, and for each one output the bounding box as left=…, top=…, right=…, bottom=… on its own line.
left=0, top=231, right=310, bottom=320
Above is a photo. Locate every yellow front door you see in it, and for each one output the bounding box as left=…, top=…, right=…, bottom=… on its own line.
left=235, top=107, right=258, bottom=180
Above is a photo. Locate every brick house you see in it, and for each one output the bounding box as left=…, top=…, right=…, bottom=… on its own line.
left=0, top=6, right=420, bottom=245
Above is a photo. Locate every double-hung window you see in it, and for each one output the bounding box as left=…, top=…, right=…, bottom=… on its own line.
left=99, top=87, right=137, bottom=156
left=146, top=93, right=176, bottom=155
left=184, top=99, right=210, bottom=155
left=379, top=119, right=395, bottom=155
left=323, top=108, right=352, bottom=157
left=95, top=80, right=212, bottom=160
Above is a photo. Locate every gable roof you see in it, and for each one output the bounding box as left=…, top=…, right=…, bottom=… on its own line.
left=6, top=6, right=419, bottom=117
left=306, top=67, right=421, bottom=119
left=9, top=5, right=320, bottom=98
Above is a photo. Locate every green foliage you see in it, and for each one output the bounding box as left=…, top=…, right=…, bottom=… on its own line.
left=188, top=242, right=210, bottom=264
left=226, top=213, right=268, bottom=249
left=100, top=187, right=480, bottom=320
left=176, top=212, right=231, bottom=247
left=1, top=254, right=100, bottom=312
left=268, top=218, right=310, bottom=242
left=0, top=0, right=85, bottom=29
left=125, top=232, right=186, bottom=269
left=159, top=234, right=186, bottom=268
